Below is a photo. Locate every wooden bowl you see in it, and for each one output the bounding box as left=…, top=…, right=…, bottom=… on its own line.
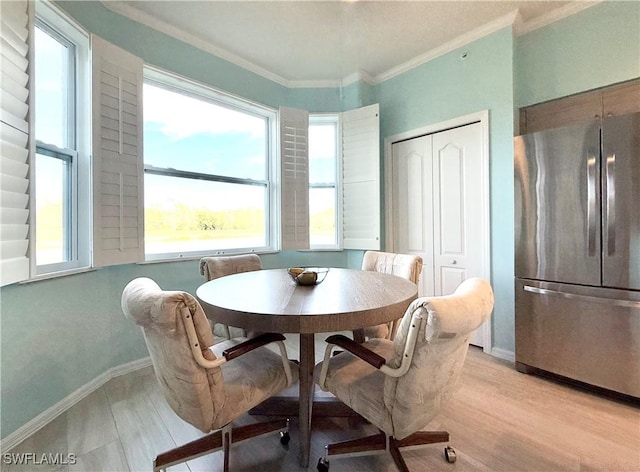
left=287, top=267, right=329, bottom=286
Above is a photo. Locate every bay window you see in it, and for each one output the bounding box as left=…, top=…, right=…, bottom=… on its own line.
left=142, top=71, right=276, bottom=259
left=0, top=0, right=380, bottom=286
left=33, top=3, right=90, bottom=275
left=309, top=116, right=339, bottom=248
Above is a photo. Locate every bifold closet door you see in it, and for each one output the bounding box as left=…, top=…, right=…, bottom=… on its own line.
left=392, top=122, right=486, bottom=345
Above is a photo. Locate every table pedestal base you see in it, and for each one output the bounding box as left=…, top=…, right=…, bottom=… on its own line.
left=249, top=387, right=360, bottom=418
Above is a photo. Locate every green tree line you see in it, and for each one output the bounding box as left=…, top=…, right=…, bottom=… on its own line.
left=145, top=204, right=265, bottom=234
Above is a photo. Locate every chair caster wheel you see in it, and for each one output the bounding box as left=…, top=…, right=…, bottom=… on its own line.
left=444, top=445, right=457, bottom=463
left=279, top=431, right=290, bottom=446
left=317, top=457, right=330, bottom=471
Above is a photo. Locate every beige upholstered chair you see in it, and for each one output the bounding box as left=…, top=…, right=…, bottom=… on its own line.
left=199, top=254, right=262, bottom=339
left=360, top=251, right=423, bottom=340
left=316, top=278, right=493, bottom=471
left=121, top=277, right=299, bottom=472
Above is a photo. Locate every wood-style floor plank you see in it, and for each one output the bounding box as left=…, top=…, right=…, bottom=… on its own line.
left=69, top=440, right=129, bottom=472
left=2, top=413, right=71, bottom=472
left=5, top=346, right=640, bottom=471
left=66, top=386, right=119, bottom=456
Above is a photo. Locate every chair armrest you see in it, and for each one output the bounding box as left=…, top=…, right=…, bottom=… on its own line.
left=222, top=332, right=294, bottom=387
left=181, top=307, right=294, bottom=386
left=318, top=309, right=427, bottom=391
left=324, top=334, right=386, bottom=369
left=222, top=333, right=286, bottom=361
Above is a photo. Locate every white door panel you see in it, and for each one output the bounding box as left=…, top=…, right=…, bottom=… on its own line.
left=392, top=122, right=487, bottom=346
left=441, top=267, right=466, bottom=296
left=392, top=136, right=434, bottom=297
left=433, top=124, right=484, bottom=296
left=433, top=139, right=466, bottom=294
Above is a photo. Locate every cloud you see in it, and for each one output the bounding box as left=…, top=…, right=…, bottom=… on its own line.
left=309, top=124, right=337, bottom=160
left=143, top=84, right=265, bottom=141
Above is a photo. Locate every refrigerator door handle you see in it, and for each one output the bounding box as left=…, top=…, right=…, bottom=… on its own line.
left=523, top=285, right=640, bottom=309
left=587, top=156, right=597, bottom=257
left=605, top=153, right=616, bottom=256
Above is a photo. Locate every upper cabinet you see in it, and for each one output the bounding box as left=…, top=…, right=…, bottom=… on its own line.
left=519, top=78, right=640, bottom=134
left=602, top=80, right=640, bottom=118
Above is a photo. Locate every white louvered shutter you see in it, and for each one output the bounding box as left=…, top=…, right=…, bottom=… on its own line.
left=91, top=35, right=144, bottom=267
left=341, top=104, right=380, bottom=250
left=280, top=107, right=309, bottom=250
left=1, top=0, right=31, bottom=286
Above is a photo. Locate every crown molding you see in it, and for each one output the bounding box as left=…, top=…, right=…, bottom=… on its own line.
left=515, top=1, right=601, bottom=36
left=286, top=78, right=344, bottom=89
left=342, top=70, right=375, bottom=87
left=101, top=1, right=600, bottom=90
left=101, top=1, right=293, bottom=87
left=351, top=1, right=599, bottom=86
left=372, top=9, right=519, bottom=85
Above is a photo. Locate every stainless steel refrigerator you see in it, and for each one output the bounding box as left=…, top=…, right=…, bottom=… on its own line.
left=514, top=112, right=640, bottom=399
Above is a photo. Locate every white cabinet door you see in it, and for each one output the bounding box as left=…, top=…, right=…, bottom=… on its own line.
left=392, top=122, right=487, bottom=346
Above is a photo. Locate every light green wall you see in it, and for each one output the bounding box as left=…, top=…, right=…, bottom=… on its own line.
left=375, top=27, right=516, bottom=355
left=341, top=79, right=377, bottom=110
left=515, top=1, right=640, bottom=107
left=2, top=0, right=638, bottom=441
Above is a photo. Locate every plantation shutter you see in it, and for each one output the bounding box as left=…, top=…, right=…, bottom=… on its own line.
left=341, top=104, right=380, bottom=250
left=0, top=0, right=31, bottom=286
left=91, top=35, right=144, bottom=267
left=280, top=107, right=309, bottom=250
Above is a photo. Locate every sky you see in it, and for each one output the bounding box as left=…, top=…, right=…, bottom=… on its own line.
left=143, top=83, right=337, bottom=212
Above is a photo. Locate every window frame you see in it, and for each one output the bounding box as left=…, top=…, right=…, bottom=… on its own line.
left=142, top=67, right=278, bottom=261
left=308, top=113, right=342, bottom=250
left=34, top=143, right=76, bottom=267
left=32, top=1, right=91, bottom=277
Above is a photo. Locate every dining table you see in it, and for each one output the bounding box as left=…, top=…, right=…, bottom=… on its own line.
left=195, top=267, right=418, bottom=467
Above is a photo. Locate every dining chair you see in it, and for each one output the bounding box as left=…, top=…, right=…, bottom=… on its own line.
left=121, top=277, right=299, bottom=472
left=199, top=254, right=262, bottom=339
left=360, top=251, right=423, bottom=340
left=315, top=277, right=494, bottom=472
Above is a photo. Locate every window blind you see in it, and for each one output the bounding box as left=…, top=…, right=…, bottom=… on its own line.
left=341, top=104, right=380, bottom=250
left=280, top=106, right=310, bottom=250
left=91, top=35, right=144, bottom=267
left=1, top=0, right=31, bottom=286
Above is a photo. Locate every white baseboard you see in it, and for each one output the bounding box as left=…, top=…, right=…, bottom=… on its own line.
left=1, top=346, right=517, bottom=451
left=1, top=356, right=152, bottom=452
left=491, top=347, right=516, bottom=362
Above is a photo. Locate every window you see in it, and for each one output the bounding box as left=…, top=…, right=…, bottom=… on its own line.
left=309, top=116, right=339, bottom=248
left=143, top=69, right=276, bottom=259
left=307, top=105, right=381, bottom=251
left=33, top=2, right=90, bottom=275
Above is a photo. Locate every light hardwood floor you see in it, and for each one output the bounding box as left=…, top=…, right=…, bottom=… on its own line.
left=3, top=337, right=639, bottom=472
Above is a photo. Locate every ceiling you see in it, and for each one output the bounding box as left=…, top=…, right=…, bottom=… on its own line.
left=104, top=1, right=595, bottom=87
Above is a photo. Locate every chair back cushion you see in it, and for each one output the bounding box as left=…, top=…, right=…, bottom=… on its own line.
left=362, top=251, right=423, bottom=339
left=361, top=251, right=423, bottom=284
left=199, top=254, right=262, bottom=281
left=384, top=277, right=494, bottom=439
left=121, top=277, right=224, bottom=432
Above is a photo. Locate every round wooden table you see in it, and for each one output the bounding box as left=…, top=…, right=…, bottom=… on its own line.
left=196, top=268, right=418, bottom=467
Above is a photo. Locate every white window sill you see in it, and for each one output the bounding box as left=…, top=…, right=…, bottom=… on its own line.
left=21, top=267, right=97, bottom=284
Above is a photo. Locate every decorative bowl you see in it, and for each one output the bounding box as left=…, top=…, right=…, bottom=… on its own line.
left=287, top=267, right=329, bottom=286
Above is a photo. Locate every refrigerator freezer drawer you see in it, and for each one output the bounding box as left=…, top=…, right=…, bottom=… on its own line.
left=515, top=279, right=640, bottom=398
